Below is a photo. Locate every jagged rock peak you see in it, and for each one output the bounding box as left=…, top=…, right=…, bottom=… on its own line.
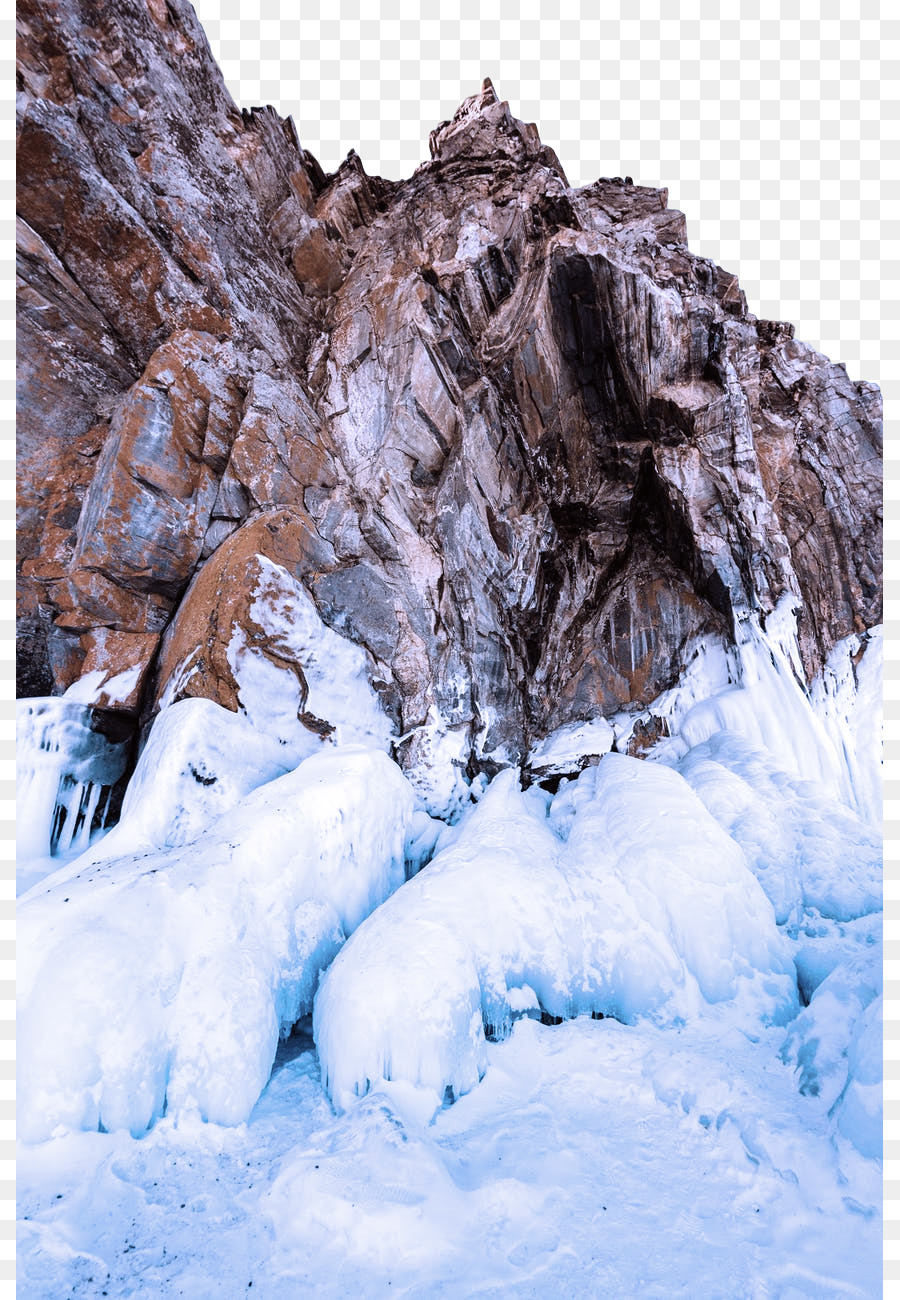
left=16, top=0, right=881, bottom=817
left=428, top=77, right=568, bottom=180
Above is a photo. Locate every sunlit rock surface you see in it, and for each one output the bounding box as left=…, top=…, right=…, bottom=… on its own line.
left=17, top=1, right=881, bottom=808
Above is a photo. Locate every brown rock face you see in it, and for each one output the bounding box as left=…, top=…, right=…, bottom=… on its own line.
left=17, top=5, right=882, bottom=787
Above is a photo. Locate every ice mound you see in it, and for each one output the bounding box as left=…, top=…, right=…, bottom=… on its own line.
left=83, top=696, right=319, bottom=861
left=314, top=755, right=797, bottom=1110
left=780, top=939, right=882, bottom=1160
left=18, top=748, right=426, bottom=1141
left=674, top=732, right=881, bottom=926
left=551, top=756, right=797, bottom=1016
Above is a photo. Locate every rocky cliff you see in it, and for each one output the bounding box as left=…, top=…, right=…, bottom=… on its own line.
left=17, top=0, right=882, bottom=814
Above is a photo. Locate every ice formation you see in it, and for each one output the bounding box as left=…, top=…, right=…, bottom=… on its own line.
left=16, top=697, right=130, bottom=862
left=393, top=703, right=474, bottom=820
left=17, top=747, right=430, bottom=1140
left=667, top=726, right=882, bottom=1160
left=810, top=625, right=883, bottom=828
left=314, top=755, right=798, bottom=1111
left=674, top=731, right=881, bottom=927
left=79, top=696, right=318, bottom=862
left=15, top=587, right=881, bottom=1159
left=16, top=606, right=881, bottom=1158
left=612, top=601, right=880, bottom=819
left=781, top=948, right=882, bottom=1161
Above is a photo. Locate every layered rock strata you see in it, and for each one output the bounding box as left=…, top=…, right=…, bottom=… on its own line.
left=17, top=0, right=882, bottom=805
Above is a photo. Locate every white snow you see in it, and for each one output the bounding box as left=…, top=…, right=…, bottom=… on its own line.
left=62, top=663, right=141, bottom=706
left=17, top=1011, right=882, bottom=1298
left=315, top=755, right=797, bottom=1111
left=526, top=715, right=615, bottom=777
left=227, top=554, right=394, bottom=751
left=17, top=747, right=425, bottom=1141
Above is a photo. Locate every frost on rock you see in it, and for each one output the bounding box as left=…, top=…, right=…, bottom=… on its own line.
left=17, top=748, right=427, bottom=1141
left=525, top=716, right=615, bottom=782
left=394, top=704, right=474, bottom=821
left=314, top=755, right=797, bottom=1111
left=16, top=698, right=130, bottom=864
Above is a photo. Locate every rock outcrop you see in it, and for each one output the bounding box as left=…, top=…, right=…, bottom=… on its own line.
left=17, top=0, right=882, bottom=802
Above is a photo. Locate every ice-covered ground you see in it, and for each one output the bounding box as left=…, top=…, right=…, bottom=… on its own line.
left=17, top=601, right=882, bottom=1295
left=17, top=1013, right=881, bottom=1298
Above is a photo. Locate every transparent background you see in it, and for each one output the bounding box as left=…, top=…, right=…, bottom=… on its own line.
left=192, top=0, right=894, bottom=389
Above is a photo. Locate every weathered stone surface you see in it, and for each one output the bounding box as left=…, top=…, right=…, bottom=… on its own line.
left=77, top=629, right=160, bottom=710
left=17, top=4, right=882, bottom=787
left=151, top=508, right=336, bottom=717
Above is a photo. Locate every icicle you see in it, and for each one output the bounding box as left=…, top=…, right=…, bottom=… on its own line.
left=17, top=698, right=131, bottom=862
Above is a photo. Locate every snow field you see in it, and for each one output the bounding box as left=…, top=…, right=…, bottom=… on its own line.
left=17, top=1013, right=882, bottom=1299
left=314, top=754, right=799, bottom=1111
left=18, top=746, right=427, bottom=1141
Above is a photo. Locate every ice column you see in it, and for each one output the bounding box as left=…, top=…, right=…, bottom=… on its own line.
left=17, top=699, right=131, bottom=860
